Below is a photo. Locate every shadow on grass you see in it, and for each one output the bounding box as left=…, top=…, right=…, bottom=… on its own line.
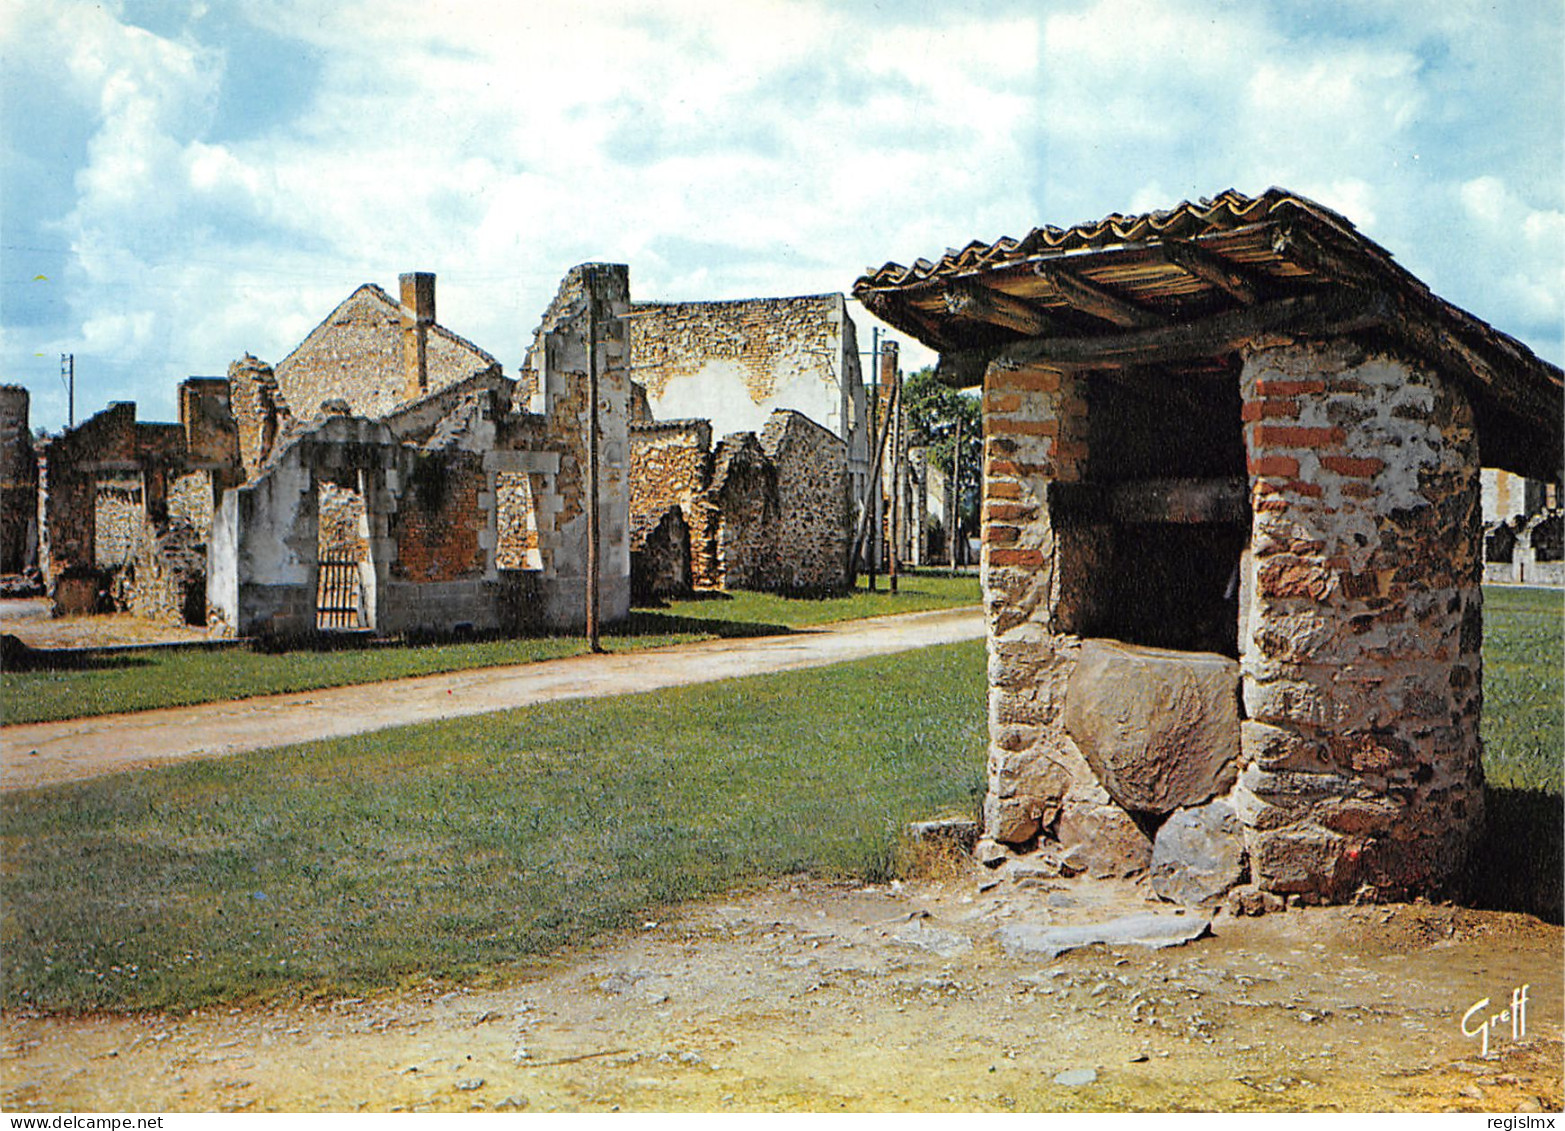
left=1457, top=786, right=1563, bottom=924
left=1, top=634, right=155, bottom=673
left=610, top=610, right=794, bottom=640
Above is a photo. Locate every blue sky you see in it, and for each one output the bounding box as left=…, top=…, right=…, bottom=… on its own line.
left=3, top=0, right=1561, bottom=432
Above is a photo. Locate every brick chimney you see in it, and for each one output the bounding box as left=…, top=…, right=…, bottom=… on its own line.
left=400, top=271, right=436, bottom=399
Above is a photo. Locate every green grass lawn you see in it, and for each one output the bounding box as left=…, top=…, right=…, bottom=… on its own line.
left=1, top=570, right=980, bottom=726
left=1479, top=585, right=1563, bottom=795
left=1, top=640, right=989, bottom=1013
left=1, top=581, right=1556, bottom=1014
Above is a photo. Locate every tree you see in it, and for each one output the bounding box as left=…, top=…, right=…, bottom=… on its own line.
left=902, top=366, right=982, bottom=562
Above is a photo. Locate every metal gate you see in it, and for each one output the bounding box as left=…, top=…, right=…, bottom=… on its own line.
left=316, top=556, right=364, bottom=630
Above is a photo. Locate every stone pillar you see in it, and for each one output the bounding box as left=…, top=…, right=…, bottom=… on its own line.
left=980, top=358, right=1110, bottom=849
left=1235, top=340, right=1483, bottom=901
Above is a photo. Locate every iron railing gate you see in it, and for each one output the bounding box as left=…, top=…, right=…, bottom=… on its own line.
left=316, top=556, right=364, bottom=630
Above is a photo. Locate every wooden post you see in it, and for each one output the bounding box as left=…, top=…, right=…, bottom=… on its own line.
left=949, top=412, right=961, bottom=567
left=888, top=363, right=901, bottom=593
left=585, top=277, right=602, bottom=654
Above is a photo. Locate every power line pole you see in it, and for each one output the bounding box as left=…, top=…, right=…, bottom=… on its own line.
left=888, top=356, right=901, bottom=593
left=60, top=354, right=74, bottom=429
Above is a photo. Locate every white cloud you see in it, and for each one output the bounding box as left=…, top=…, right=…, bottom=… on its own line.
left=2, top=0, right=1560, bottom=431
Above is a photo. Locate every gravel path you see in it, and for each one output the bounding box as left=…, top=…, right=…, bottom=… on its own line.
left=1, top=606, right=983, bottom=792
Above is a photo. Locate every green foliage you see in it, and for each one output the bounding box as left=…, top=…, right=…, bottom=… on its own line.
left=2, top=571, right=980, bottom=725
left=0, top=640, right=988, bottom=1012
left=901, top=367, right=982, bottom=541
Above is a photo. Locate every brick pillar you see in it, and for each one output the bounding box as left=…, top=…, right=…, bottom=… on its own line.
left=400, top=272, right=436, bottom=401
left=1235, top=340, right=1484, bottom=901
left=980, top=358, right=1102, bottom=847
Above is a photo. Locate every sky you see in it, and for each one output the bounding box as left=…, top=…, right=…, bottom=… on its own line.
left=3, top=0, right=1562, bottom=433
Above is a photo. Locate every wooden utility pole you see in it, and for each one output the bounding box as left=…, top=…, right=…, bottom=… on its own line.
left=848, top=371, right=900, bottom=587
left=585, top=280, right=603, bottom=653
left=866, top=327, right=880, bottom=591
left=888, top=361, right=901, bottom=593
left=949, top=412, right=962, bottom=566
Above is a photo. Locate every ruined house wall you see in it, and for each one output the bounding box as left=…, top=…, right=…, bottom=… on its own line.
left=629, top=420, right=710, bottom=591
left=0, top=385, right=37, bottom=574
left=389, top=452, right=487, bottom=583
left=519, top=264, right=633, bottom=630
left=276, top=285, right=498, bottom=423
left=629, top=294, right=868, bottom=474
left=1233, top=342, right=1484, bottom=900
left=761, top=410, right=850, bottom=591
left=706, top=433, right=779, bottom=591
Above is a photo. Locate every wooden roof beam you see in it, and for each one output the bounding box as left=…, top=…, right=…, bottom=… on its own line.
left=1001, top=288, right=1393, bottom=371
left=1033, top=261, right=1165, bottom=329
left=942, top=281, right=1062, bottom=337
left=1162, top=240, right=1262, bottom=304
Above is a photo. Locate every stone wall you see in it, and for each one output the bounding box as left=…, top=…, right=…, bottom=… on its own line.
left=706, top=433, right=779, bottom=591
left=629, top=294, right=869, bottom=481
left=978, top=340, right=1485, bottom=904
left=629, top=420, right=710, bottom=593
left=276, top=282, right=500, bottom=423
left=0, top=385, right=37, bottom=574
left=39, top=382, right=241, bottom=623
left=761, top=410, right=850, bottom=590
left=1233, top=342, right=1483, bottom=900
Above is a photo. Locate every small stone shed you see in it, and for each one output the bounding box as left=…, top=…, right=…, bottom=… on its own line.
left=855, top=188, right=1563, bottom=904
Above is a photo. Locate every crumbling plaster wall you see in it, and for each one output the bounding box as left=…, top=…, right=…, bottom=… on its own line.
left=980, top=339, right=1486, bottom=904
left=630, top=295, right=868, bottom=474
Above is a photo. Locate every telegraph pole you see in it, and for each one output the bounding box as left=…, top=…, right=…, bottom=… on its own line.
left=60, top=354, right=74, bottom=429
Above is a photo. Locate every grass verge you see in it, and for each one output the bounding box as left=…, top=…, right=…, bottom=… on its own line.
left=1, top=639, right=988, bottom=1013
left=1478, top=585, right=1562, bottom=795
left=1, top=571, right=979, bottom=726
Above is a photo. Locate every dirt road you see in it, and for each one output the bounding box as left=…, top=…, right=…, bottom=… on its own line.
left=1, top=607, right=983, bottom=791
left=3, top=869, right=1558, bottom=1113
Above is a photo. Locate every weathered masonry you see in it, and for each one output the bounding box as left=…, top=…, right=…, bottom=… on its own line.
left=211, top=265, right=631, bottom=637
left=627, top=406, right=852, bottom=595
left=856, top=188, right=1563, bottom=904
left=37, top=380, right=242, bottom=620
left=0, top=385, right=38, bottom=576
left=629, top=294, right=871, bottom=514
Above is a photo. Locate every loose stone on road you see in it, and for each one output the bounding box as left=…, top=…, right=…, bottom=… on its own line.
left=1, top=606, right=983, bottom=792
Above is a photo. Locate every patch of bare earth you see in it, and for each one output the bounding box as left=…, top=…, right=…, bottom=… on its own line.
left=4, top=868, right=1559, bottom=1113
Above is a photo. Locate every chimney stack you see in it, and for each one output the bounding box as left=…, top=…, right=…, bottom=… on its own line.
left=400, top=271, right=436, bottom=399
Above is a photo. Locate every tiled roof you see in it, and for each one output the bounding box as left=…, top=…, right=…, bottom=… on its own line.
left=853, top=187, right=1562, bottom=481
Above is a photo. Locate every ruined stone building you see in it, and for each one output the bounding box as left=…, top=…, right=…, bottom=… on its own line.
left=628, top=404, right=852, bottom=596
left=32, top=267, right=631, bottom=639
left=0, top=385, right=38, bottom=577
left=625, top=297, right=947, bottom=594
left=36, top=379, right=242, bottom=621
left=856, top=187, right=1563, bottom=906
left=1480, top=468, right=1562, bottom=585
left=211, top=266, right=631, bottom=637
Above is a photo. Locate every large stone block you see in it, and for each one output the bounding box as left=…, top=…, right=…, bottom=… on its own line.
left=1249, top=826, right=1348, bottom=897
left=990, top=753, right=1071, bottom=845
left=1151, top=799, right=1248, bottom=905
left=1063, top=639, right=1240, bottom=815
left=1055, top=800, right=1152, bottom=878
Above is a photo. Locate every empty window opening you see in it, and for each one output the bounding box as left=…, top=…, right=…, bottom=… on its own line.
left=1055, top=359, right=1249, bottom=658
left=495, top=471, right=542, bottom=571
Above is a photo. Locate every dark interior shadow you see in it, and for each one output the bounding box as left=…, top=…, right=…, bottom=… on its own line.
left=1457, top=786, right=1564, bottom=924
